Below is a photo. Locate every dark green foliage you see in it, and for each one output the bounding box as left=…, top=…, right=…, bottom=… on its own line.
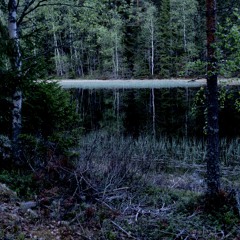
left=156, top=0, right=172, bottom=77
left=0, top=20, right=8, bottom=69
left=0, top=79, right=80, bottom=168
left=22, top=81, right=79, bottom=139
left=0, top=170, right=37, bottom=199
left=2, top=0, right=238, bottom=79
left=18, top=81, right=81, bottom=167
left=217, top=12, right=240, bottom=77
left=1, top=0, right=238, bottom=79
left=192, top=86, right=240, bottom=137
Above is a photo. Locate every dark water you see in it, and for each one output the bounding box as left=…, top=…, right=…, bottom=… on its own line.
left=69, top=86, right=240, bottom=139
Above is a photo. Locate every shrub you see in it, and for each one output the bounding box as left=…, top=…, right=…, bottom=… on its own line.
left=16, top=81, right=81, bottom=168
left=22, top=81, right=79, bottom=139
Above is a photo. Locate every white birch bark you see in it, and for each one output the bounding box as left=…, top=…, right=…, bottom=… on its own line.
left=151, top=88, right=156, bottom=139
left=8, top=0, right=22, bottom=160
left=144, top=4, right=156, bottom=76
left=115, top=33, right=119, bottom=78
left=69, top=23, right=74, bottom=74
left=182, top=3, right=187, bottom=52
left=185, top=87, right=189, bottom=138
left=114, top=90, right=120, bottom=133
left=74, top=47, right=84, bottom=76
left=52, top=22, right=63, bottom=76
left=150, top=18, right=154, bottom=76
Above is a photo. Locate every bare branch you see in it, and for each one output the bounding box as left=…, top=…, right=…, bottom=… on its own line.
left=17, top=0, right=93, bottom=27
left=17, top=0, right=48, bottom=26
left=111, top=220, right=136, bottom=239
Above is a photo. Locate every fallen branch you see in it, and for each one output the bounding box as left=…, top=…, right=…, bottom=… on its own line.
left=111, top=220, right=136, bottom=239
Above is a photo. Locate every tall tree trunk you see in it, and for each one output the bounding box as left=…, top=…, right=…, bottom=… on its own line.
left=185, top=87, right=189, bottom=138
left=151, top=88, right=156, bottom=139
left=182, top=4, right=187, bottom=52
left=52, top=22, right=63, bottom=76
left=150, top=18, right=154, bottom=76
left=206, top=0, right=220, bottom=196
left=114, top=34, right=119, bottom=79
left=8, top=0, right=23, bottom=161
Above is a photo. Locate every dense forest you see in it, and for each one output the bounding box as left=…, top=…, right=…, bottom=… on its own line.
left=1, top=0, right=240, bottom=79
left=1, top=0, right=240, bottom=239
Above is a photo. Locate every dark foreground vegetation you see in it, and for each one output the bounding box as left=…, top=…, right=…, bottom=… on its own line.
left=1, top=129, right=240, bottom=239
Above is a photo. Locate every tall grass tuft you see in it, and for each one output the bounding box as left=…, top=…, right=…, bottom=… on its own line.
left=76, top=131, right=240, bottom=194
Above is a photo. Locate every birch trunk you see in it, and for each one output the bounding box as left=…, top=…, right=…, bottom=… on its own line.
left=52, top=22, right=63, bottom=76
left=114, top=34, right=119, bottom=79
left=182, top=4, right=187, bottom=52
left=150, top=18, right=155, bottom=76
left=185, top=87, right=189, bottom=138
left=151, top=88, right=156, bottom=139
left=114, top=90, right=120, bottom=133
left=8, top=0, right=23, bottom=161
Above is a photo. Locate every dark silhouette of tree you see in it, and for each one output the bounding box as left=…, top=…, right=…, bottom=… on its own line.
left=205, top=0, right=221, bottom=197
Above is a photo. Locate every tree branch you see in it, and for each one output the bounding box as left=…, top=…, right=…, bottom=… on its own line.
left=0, top=1, right=7, bottom=13
left=17, top=0, right=92, bottom=27
left=17, top=0, right=48, bottom=26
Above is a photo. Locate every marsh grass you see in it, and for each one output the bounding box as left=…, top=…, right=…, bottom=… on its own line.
left=78, top=131, right=239, bottom=174
left=75, top=131, right=240, bottom=212
left=70, top=131, right=240, bottom=239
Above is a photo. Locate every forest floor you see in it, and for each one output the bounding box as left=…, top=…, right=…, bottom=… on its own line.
left=1, top=169, right=240, bottom=240
left=1, top=134, right=240, bottom=239
left=55, top=78, right=240, bottom=89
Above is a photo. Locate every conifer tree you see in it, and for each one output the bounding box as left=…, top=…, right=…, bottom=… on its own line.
left=157, top=0, right=172, bottom=77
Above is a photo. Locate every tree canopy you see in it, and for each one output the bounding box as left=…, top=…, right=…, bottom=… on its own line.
left=0, top=0, right=238, bottom=80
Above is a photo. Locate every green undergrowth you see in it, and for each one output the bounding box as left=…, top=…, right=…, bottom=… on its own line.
left=0, top=170, right=37, bottom=199
left=69, top=182, right=240, bottom=239
left=0, top=168, right=240, bottom=239
left=1, top=132, right=240, bottom=238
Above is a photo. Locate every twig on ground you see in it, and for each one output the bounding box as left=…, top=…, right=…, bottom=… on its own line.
left=96, top=198, right=117, bottom=212
left=111, top=220, right=136, bottom=239
left=187, top=210, right=201, bottom=219
left=135, top=207, right=141, bottom=222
